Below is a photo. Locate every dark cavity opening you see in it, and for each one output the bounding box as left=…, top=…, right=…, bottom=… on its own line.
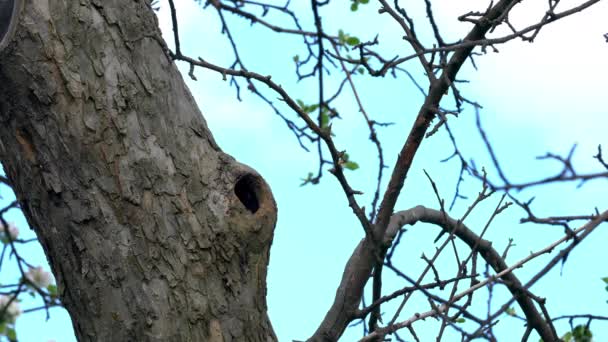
left=0, top=0, right=15, bottom=41
left=234, top=174, right=259, bottom=214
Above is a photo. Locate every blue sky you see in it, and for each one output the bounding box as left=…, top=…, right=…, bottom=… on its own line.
left=1, top=1, right=607, bottom=341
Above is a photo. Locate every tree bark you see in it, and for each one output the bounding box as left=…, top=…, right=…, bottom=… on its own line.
left=0, top=0, right=277, bottom=341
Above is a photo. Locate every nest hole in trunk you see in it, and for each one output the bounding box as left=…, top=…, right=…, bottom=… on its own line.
left=234, top=174, right=260, bottom=214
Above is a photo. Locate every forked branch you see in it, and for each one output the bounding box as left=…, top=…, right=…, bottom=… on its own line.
left=358, top=207, right=608, bottom=341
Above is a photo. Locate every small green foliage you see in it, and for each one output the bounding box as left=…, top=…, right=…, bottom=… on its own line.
left=320, top=107, right=337, bottom=130
left=340, top=153, right=359, bottom=171
left=293, top=55, right=299, bottom=63
left=338, top=30, right=346, bottom=44
left=506, top=307, right=516, bottom=316
left=296, top=99, right=319, bottom=114
left=561, top=325, right=592, bottom=342
left=297, top=100, right=337, bottom=134
left=6, top=327, right=16, bottom=342
left=301, top=172, right=313, bottom=186
left=344, top=161, right=359, bottom=170
left=454, top=317, right=466, bottom=323
left=0, top=322, right=17, bottom=342
left=300, top=172, right=319, bottom=186
left=603, top=277, right=608, bottom=303
left=338, top=30, right=360, bottom=47
left=350, top=0, right=369, bottom=11
left=320, top=111, right=329, bottom=129
left=346, top=36, right=360, bottom=46
left=48, top=284, right=58, bottom=298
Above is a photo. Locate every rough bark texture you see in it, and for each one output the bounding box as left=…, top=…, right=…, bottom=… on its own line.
left=0, top=1, right=277, bottom=341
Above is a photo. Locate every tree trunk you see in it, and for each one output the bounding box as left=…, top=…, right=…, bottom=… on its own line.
left=0, top=0, right=277, bottom=341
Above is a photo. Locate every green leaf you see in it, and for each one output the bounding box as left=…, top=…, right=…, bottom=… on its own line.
left=346, top=36, right=360, bottom=46
left=296, top=100, right=320, bottom=114
left=338, top=29, right=345, bottom=43
left=602, top=277, right=608, bottom=284
left=561, top=325, right=592, bottom=342
left=506, top=307, right=516, bottom=316
left=48, top=284, right=58, bottom=297
left=7, top=327, right=16, bottom=342
left=320, top=112, right=329, bottom=128
left=360, top=0, right=369, bottom=3
left=344, top=161, right=359, bottom=170
left=572, top=325, right=592, bottom=341
left=454, top=318, right=466, bottom=323
left=307, top=104, right=319, bottom=114
left=350, top=3, right=358, bottom=11
left=358, top=67, right=365, bottom=74
left=293, top=55, right=299, bottom=63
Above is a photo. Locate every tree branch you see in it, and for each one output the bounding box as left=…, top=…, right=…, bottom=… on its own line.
left=360, top=207, right=608, bottom=340
left=374, top=0, right=525, bottom=237
left=309, top=1, right=547, bottom=340
left=384, top=206, right=556, bottom=340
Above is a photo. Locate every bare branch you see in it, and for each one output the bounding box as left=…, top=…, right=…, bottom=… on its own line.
left=361, top=208, right=608, bottom=340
